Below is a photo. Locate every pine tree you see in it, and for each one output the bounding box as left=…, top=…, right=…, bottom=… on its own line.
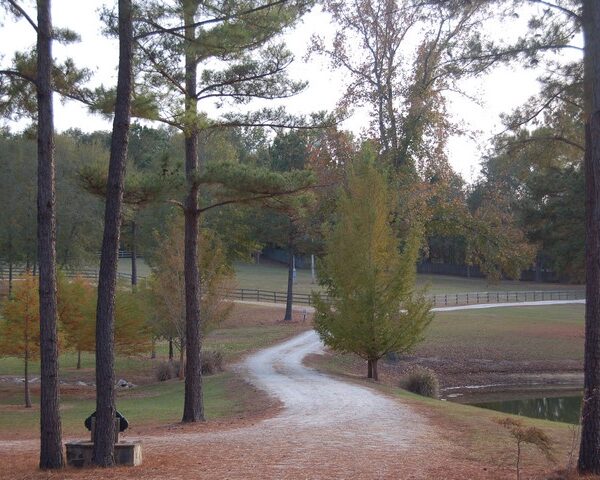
left=579, top=0, right=600, bottom=473
left=93, top=0, right=134, bottom=467
left=131, top=0, right=314, bottom=422
left=313, top=148, right=432, bottom=380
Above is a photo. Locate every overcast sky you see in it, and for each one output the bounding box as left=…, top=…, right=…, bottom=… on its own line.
left=1, top=1, right=573, bottom=183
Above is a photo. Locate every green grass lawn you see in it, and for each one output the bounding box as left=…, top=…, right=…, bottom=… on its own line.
left=233, top=261, right=321, bottom=294
left=117, top=257, right=153, bottom=278
left=232, top=261, right=584, bottom=295
left=0, top=323, right=303, bottom=378
left=0, top=372, right=243, bottom=437
left=0, top=316, right=304, bottom=438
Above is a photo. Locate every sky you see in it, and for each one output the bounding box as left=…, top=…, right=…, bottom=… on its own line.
left=0, top=1, right=574, bottom=183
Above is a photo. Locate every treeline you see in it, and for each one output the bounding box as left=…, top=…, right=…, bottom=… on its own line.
left=0, top=116, right=585, bottom=284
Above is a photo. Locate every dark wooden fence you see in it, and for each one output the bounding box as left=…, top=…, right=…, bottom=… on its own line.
left=427, top=289, right=585, bottom=307
left=1, top=265, right=585, bottom=307
left=222, top=287, right=586, bottom=307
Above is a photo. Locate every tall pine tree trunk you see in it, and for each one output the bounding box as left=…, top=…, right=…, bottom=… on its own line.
left=284, top=229, right=294, bottom=322
left=36, top=0, right=64, bottom=469
left=92, top=0, right=133, bottom=467
left=8, top=239, right=13, bottom=297
left=131, top=220, right=137, bottom=288
left=181, top=0, right=204, bottom=423
left=579, top=1, right=600, bottom=473
left=24, top=346, right=31, bottom=408
left=179, top=343, right=185, bottom=380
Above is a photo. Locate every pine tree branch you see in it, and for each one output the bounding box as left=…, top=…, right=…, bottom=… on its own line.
left=198, top=183, right=316, bottom=214
left=500, top=135, right=584, bottom=152
left=526, top=0, right=581, bottom=22
left=6, top=0, right=38, bottom=32
left=137, top=43, right=187, bottom=96
left=134, top=0, right=293, bottom=40
left=0, top=69, right=35, bottom=84
left=498, top=85, right=567, bottom=134
left=196, top=61, right=292, bottom=100
left=206, top=119, right=335, bottom=130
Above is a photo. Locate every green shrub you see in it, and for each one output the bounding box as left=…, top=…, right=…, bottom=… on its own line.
left=402, top=366, right=439, bottom=398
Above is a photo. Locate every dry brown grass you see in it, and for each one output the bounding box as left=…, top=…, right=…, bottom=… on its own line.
left=220, top=302, right=314, bottom=328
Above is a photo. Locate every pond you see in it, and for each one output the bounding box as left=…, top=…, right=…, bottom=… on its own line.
left=472, top=394, right=582, bottom=424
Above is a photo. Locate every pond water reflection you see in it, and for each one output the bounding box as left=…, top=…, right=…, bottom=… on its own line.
left=473, top=395, right=582, bottom=424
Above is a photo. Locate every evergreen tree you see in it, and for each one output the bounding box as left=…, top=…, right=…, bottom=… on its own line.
left=579, top=0, right=600, bottom=473
left=131, top=0, right=315, bottom=422
left=313, top=148, right=432, bottom=380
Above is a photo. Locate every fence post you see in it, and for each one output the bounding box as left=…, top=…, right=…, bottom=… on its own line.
left=445, top=294, right=447, bottom=306
left=241, top=289, right=245, bottom=301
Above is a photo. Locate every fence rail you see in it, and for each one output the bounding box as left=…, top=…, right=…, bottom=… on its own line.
left=427, top=289, right=585, bottom=307
left=0, top=266, right=586, bottom=308
left=0, top=266, right=137, bottom=281
left=222, top=288, right=316, bottom=306
left=222, top=288, right=586, bottom=307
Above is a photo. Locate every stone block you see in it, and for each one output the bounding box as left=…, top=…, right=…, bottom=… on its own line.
left=65, top=441, right=142, bottom=467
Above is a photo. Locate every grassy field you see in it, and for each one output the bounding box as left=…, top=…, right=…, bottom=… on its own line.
left=0, top=372, right=243, bottom=437
left=307, top=303, right=585, bottom=398
left=232, top=261, right=584, bottom=295
left=117, top=257, right=153, bottom=278
left=420, top=304, right=585, bottom=363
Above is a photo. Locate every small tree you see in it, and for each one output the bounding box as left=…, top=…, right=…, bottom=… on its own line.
left=57, top=275, right=95, bottom=369
left=0, top=275, right=41, bottom=407
left=148, top=215, right=233, bottom=377
left=114, top=287, right=152, bottom=356
left=313, top=149, right=432, bottom=380
left=497, top=417, right=555, bottom=480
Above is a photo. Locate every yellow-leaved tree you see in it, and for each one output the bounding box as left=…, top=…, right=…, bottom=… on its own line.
left=0, top=275, right=41, bottom=407
left=57, top=275, right=95, bottom=369
left=115, top=287, right=153, bottom=356
left=313, top=148, right=433, bottom=380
